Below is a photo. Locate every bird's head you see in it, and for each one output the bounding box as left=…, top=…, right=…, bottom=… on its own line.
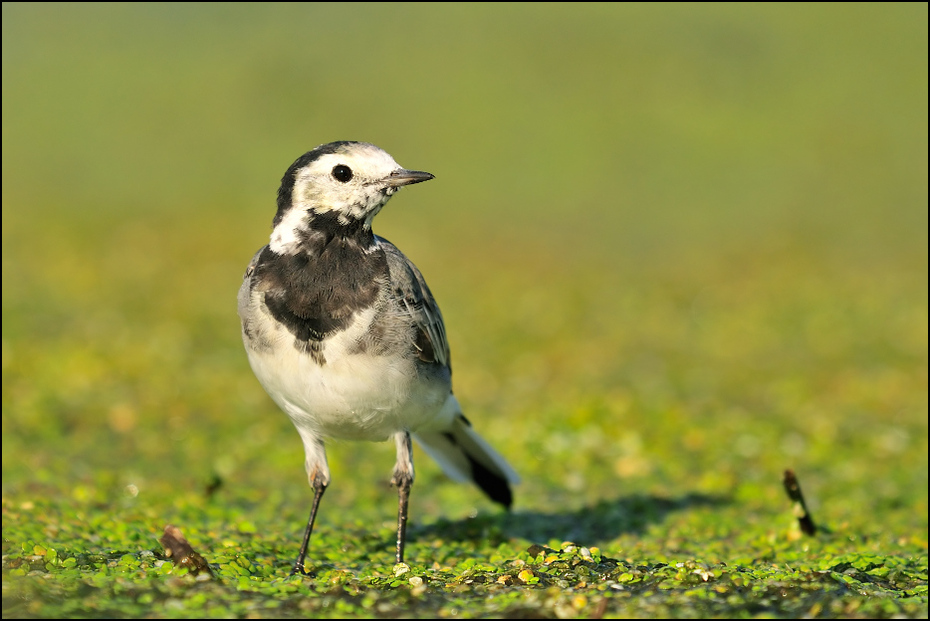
left=270, top=141, right=433, bottom=254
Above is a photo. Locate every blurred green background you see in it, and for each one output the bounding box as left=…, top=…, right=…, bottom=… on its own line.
left=2, top=1, right=927, bottom=602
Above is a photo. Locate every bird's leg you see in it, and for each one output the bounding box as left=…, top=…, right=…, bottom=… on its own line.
left=292, top=476, right=326, bottom=575
left=292, top=434, right=330, bottom=576
left=391, top=431, right=414, bottom=564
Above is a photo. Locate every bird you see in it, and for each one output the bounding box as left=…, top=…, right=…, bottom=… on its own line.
left=237, top=141, right=519, bottom=574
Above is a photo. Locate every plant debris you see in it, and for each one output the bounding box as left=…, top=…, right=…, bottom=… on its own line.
left=159, top=525, right=213, bottom=576
left=783, top=469, right=817, bottom=536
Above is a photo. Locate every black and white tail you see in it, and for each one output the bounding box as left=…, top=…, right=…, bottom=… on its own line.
left=413, top=396, right=519, bottom=508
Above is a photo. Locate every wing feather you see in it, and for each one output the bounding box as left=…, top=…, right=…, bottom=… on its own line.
left=376, top=236, right=450, bottom=369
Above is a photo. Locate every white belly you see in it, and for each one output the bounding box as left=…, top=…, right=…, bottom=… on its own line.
left=246, top=316, right=448, bottom=442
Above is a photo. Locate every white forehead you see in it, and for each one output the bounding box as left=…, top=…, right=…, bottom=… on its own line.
left=301, top=143, right=401, bottom=181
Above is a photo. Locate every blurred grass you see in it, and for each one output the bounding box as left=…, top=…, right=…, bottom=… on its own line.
left=2, top=3, right=927, bottom=618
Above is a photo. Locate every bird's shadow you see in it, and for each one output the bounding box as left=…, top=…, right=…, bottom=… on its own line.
left=408, top=491, right=731, bottom=552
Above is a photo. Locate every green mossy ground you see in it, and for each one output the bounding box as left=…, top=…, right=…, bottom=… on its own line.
left=3, top=4, right=926, bottom=618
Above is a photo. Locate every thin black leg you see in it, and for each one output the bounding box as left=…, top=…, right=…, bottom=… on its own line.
left=291, top=476, right=326, bottom=576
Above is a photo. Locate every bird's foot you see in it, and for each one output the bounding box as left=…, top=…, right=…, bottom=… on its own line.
left=290, top=562, right=314, bottom=577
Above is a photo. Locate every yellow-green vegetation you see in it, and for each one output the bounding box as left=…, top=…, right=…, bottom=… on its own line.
left=2, top=4, right=926, bottom=618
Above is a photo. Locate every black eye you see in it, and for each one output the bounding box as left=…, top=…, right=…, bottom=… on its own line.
left=332, top=164, right=353, bottom=183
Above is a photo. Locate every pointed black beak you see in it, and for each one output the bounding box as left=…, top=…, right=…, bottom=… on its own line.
left=385, top=169, right=435, bottom=188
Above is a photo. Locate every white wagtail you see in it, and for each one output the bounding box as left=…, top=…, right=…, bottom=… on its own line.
left=238, top=141, right=519, bottom=574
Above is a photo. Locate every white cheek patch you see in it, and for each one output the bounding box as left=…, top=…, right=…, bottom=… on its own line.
left=293, top=169, right=334, bottom=213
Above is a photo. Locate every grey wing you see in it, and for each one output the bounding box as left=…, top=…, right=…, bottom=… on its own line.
left=237, top=245, right=267, bottom=334
left=378, top=236, right=450, bottom=369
